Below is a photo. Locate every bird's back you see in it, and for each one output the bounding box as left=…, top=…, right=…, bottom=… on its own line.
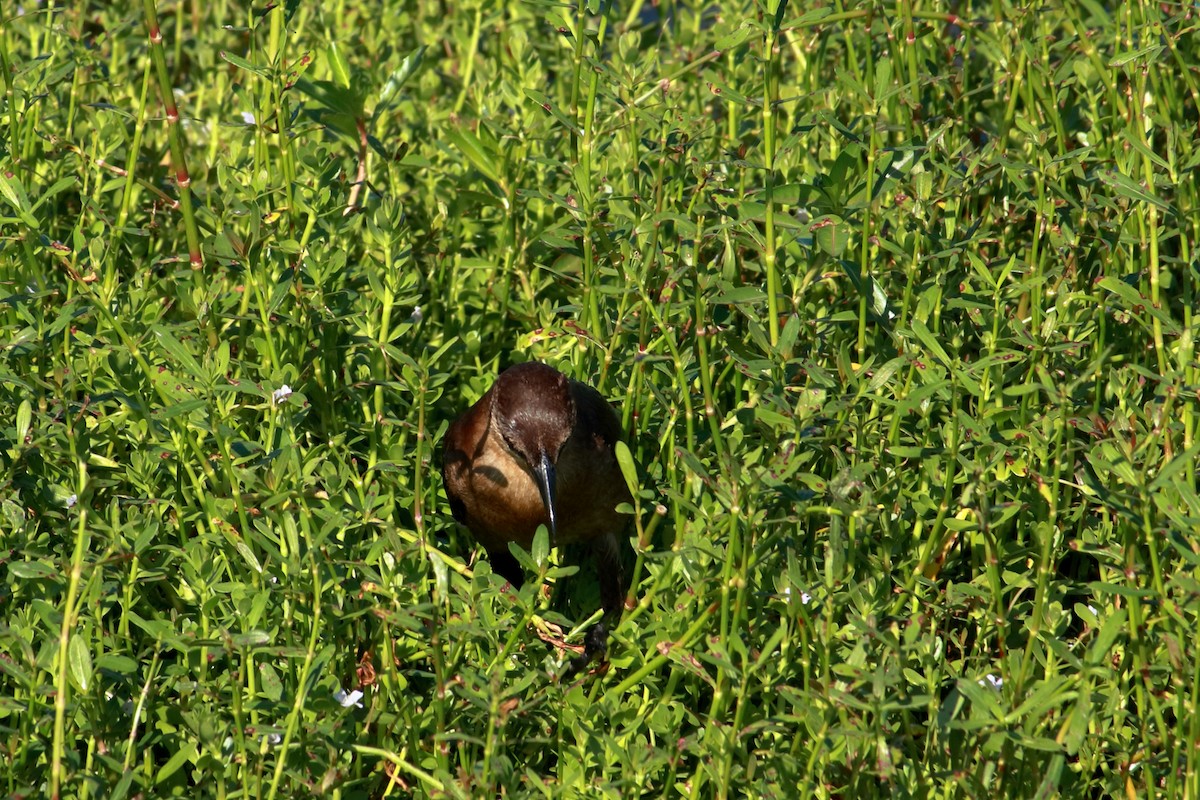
left=552, top=379, right=630, bottom=542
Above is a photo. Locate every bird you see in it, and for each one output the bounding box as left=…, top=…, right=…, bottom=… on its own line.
left=442, top=361, right=632, bottom=670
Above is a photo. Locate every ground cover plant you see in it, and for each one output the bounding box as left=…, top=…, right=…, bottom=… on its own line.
left=2, top=0, right=1199, bottom=796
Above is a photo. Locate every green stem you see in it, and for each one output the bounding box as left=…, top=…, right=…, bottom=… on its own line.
left=762, top=0, right=783, bottom=347
left=578, top=0, right=610, bottom=339
left=51, top=462, right=89, bottom=799
left=265, top=556, right=324, bottom=800
left=454, top=4, right=483, bottom=114
left=142, top=0, right=203, bottom=267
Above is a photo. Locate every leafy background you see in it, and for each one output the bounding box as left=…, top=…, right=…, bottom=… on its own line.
left=1, top=0, right=1198, bottom=797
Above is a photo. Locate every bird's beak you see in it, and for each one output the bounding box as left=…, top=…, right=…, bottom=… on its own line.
left=533, top=451, right=558, bottom=540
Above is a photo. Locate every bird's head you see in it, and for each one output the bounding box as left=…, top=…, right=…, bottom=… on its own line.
left=491, top=362, right=576, bottom=538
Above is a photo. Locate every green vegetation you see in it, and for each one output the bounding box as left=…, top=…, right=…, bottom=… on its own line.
left=2, top=0, right=1198, bottom=796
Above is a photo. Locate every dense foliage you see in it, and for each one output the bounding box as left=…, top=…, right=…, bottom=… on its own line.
left=2, top=0, right=1198, bottom=796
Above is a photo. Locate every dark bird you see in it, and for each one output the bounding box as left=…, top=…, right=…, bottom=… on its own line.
left=442, top=361, right=632, bottom=669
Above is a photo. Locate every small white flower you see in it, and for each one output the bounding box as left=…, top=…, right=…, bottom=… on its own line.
left=410, top=306, right=423, bottom=323
left=65, top=494, right=78, bottom=509
left=979, top=673, right=1002, bottom=691
left=263, top=733, right=282, bottom=746
left=240, top=111, right=256, bottom=125
left=782, top=587, right=812, bottom=605
left=334, top=687, right=364, bottom=708
left=272, top=385, right=293, bottom=404
left=104, top=688, right=134, bottom=713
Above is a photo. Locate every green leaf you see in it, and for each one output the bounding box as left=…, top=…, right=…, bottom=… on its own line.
left=155, top=741, right=197, bottom=784
left=531, top=524, right=549, bottom=567
left=1, top=501, right=24, bottom=534
left=8, top=561, right=58, bottom=579
left=294, top=77, right=365, bottom=118
left=705, top=78, right=754, bottom=107
left=377, top=45, right=426, bottom=107
left=30, top=176, right=79, bottom=214
left=777, top=313, right=801, bottom=357
left=615, top=440, right=639, bottom=501
left=231, top=630, right=272, bottom=648
left=867, top=356, right=905, bottom=392
left=0, top=171, right=38, bottom=227
left=429, top=547, right=449, bottom=599
left=68, top=633, right=93, bottom=692
left=1150, top=440, right=1200, bottom=491
left=906, top=319, right=952, bottom=369
left=259, top=661, right=283, bottom=702
left=1097, top=169, right=1169, bottom=211
left=444, top=125, right=501, bottom=184
left=88, top=452, right=120, bottom=469
left=219, top=50, right=272, bottom=79
left=110, top=769, right=136, bottom=800
left=810, top=215, right=852, bottom=257
left=15, top=398, right=31, bottom=445
left=1121, top=130, right=1172, bottom=173
left=96, top=654, right=139, bottom=675
left=1108, top=44, right=1164, bottom=67
left=328, top=40, right=352, bottom=89
left=714, top=285, right=767, bottom=306
left=1086, top=608, right=1126, bottom=666
left=714, top=21, right=758, bottom=51
left=235, top=541, right=263, bottom=574
left=523, top=88, right=583, bottom=136
left=153, top=328, right=205, bottom=380
left=156, top=398, right=206, bottom=419
left=1095, top=275, right=1146, bottom=309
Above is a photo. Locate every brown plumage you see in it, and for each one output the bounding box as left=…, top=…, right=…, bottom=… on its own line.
left=442, top=362, right=631, bottom=665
